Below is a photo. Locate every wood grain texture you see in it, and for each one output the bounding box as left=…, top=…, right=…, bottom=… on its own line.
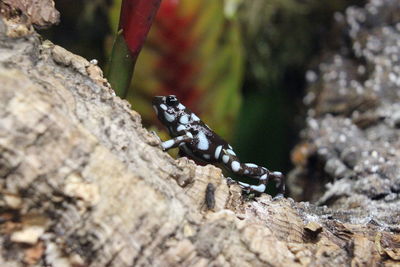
left=0, top=13, right=399, bottom=267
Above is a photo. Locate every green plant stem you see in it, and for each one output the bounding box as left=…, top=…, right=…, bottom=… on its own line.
left=107, top=30, right=137, bottom=98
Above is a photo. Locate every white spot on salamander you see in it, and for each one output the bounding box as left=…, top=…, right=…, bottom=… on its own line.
left=245, top=163, right=258, bottom=168
left=160, top=104, right=167, bottom=110
left=162, top=139, right=175, bottom=150
left=222, top=155, right=229, bottom=163
left=186, top=132, right=193, bottom=138
left=179, top=114, right=189, bottom=124
left=191, top=113, right=200, bottom=121
left=250, top=184, right=266, bottom=192
left=177, top=103, right=185, bottom=110
left=231, top=161, right=240, bottom=172
left=196, top=131, right=209, bottom=150
left=226, top=149, right=236, bottom=156
left=177, top=125, right=186, bottom=132
left=272, top=171, right=282, bottom=176
left=203, top=154, right=210, bottom=160
left=215, top=145, right=222, bottom=159
left=164, top=112, right=175, bottom=122
left=260, top=174, right=268, bottom=180
left=239, top=182, right=265, bottom=192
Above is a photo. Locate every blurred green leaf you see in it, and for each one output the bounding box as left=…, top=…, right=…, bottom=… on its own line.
left=107, top=0, right=161, bottom=98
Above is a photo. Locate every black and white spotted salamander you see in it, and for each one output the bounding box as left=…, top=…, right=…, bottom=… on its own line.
left=152, top=95, right=285, bottom=197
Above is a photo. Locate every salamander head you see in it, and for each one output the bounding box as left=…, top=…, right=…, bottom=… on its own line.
left=152, top=95, right=187, bottom=126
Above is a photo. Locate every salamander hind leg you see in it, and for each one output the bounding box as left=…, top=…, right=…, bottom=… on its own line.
left=239, top=168, right=285, bottom=197
left=237, top=181, right=266, bottom=193
left=219, top=148, right=285, bottom=196
left=218, top=148, right=268, bottom=190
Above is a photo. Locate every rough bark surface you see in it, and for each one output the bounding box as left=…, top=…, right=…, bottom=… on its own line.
left=0, top=0, right=59, bottom=29
left=0, top=1, right=399, bottom=267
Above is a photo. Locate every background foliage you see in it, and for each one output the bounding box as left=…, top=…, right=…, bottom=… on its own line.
left=113, top=0, right=244, bottom=139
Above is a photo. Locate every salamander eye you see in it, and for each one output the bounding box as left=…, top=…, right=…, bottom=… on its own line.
left=166, top=95, right=178, bottom=106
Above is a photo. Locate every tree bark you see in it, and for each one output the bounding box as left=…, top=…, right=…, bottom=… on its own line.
left=287, top=0, right=400, bottom=229
left=0, top=1, right=399, bottom=267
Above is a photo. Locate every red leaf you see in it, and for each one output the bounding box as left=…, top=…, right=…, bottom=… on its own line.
left=119, top=0, right=162, bottom=57
left=154, top=0, right=201, bottom=111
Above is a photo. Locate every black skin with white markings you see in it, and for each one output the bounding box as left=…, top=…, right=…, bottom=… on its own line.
left=152, top=95, right=285, bottom=196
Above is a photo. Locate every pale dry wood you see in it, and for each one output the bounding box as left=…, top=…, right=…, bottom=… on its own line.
left=0, top=17, right=398, bottom=267
left=0, top=0, right=59, bottom=28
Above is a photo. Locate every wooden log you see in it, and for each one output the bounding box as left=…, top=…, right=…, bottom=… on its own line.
left=0, top=6, right=399, bottom=267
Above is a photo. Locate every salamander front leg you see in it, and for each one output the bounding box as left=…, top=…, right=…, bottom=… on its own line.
left=161, top=133, right=193, bottom=151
